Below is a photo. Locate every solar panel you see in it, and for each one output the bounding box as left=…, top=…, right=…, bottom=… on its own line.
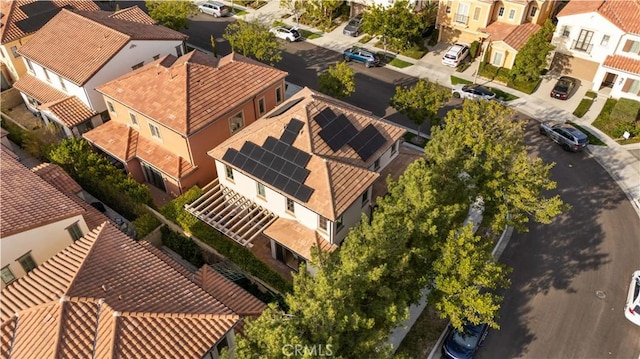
left=261, top=152, right=275, bottom=167
left=280, top=131, right=297, bottom=145
left=274, top=174, right=288, bottom=189
left=349, top=124, right=387, bottom=161
left=271, top=157, right=285, bottom=172
left=253, top=163, right=268, bottom=179
left=222, top=149, right=238, bottom=164
left=282, top=161, right=296, bottom=176
left=313, top=107, right=337, bottom=128
left=286, top=118, right=304, bottom=133
left=295, top=186, right=314, bottom=202
left=267, top=98, right=304, bottom=118
left=263, top=137, right=277, bottom=152
left=273, top=140, right=288, bottom=157
left=292, top=151, right=311, bottom=167
left=318, top=114, right=359, bottom=151
left=284, top=180, right=299, bottom=196
left=291, top=166, right=309, bottom=183
left=263, top=169, right=278, bottom=184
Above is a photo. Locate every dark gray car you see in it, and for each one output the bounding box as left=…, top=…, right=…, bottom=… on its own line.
left=539, top=121, right=589, bottom=152
left=343, top=15, right=363, bottom=37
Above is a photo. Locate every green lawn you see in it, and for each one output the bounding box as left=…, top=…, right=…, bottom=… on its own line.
left=592, top=98, right=640, bottom=144
left=567, top=121, right=606, bottom=146
left=572, top=98, right=593, bottom=118
left=389, top=58, right=413, bottom=68
left=394, top=307, right=449, bottom=358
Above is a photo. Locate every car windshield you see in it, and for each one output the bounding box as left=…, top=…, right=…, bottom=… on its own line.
left=452, top=327, right=482, bottom=348
left=555, top=81, right=570, bottom=92
left=475, top=86, right=494, bottom=96
left=348, top=19, right=360, bottom=26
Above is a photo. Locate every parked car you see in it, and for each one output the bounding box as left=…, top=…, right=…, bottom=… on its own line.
left=269, top=26, right=301, bottom=42
left=451, top=84, right=496, bottom=100
left=198, top=1, right=229, bottom=17
left=442, top=43, right=470, bottom=67
left=343, top=15, right=363, bottom=37
left=539, top=121, right=589, bottom=152
left=343, top=46, right=381, bottom=68
left=625, top=270, right=640, bottom=326
left=550, top=76, right=577, bottom=100
left=441, top=322, right=489, bottom=359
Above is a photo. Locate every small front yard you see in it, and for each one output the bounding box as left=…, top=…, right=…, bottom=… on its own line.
left=478, top=63, right=541, bottom=95
left=572, top=91, right=598, bottom=118
left=592, top=98, right=640, bottom=144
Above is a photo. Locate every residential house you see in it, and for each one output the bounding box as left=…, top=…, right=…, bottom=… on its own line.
left=437, top=0, right=557, bottom=69
left=0, top=149, right=98, bottom=289
left=186, top=87, right=421, bottom=272
left=0, top=0, right=100, bottom=88
left=11, top=6, right=187, bottom=138
left=83, top=50, right=288, bottom=197
left=552, top=0, right=640, bottom=100
left=0, top=222, right=266, bottom=358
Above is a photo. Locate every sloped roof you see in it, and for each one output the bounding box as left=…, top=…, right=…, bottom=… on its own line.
left=603, top=55, right=640, bottom=75
left=97, top=51, right=288, bottom=135
left=83, top=121, right=197, bottom=180
left=1, top=223, right=241, bottom=358
left=263, top=217, right=338, bottom=261
left=39, top=96, right=97, bottom=127
left=17, top=8, right=187, bottom=86
left=209, top=88, right=406, bottom=220
left=0, top=0, right=100, bottom=43
left=0, top=149, right=84, bottom=238
left=482, top=22, right=541, bottom=51
left=12, top=74, right=67, bottom=104
left=558, top=0, right=640, bottom=35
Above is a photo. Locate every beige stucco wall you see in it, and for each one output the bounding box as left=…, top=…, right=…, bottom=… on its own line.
left=0, top=36, right=31, bottom=84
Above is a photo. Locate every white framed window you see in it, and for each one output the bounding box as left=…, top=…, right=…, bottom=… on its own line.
left=455, top=3, right=469, bottom=24
left=107, top=101, right=116, bottom=114
left=43, top=68, right=51, bottom=82
left=132, top=62, right=144, bottom=70
left=129, top=113, right=138, bottom=126
left=17, top=253, right=37, bottom=273
left=498, top=7, right=505, bottom=17
left=25, top=58, right=34, bottom=73
left=149, top=123, right=162, bottom=139
left=508, top=9, right=516, bottom=20
left=229, top=112, right=244, bottom=134
left=176, top=44, right=184, bottom=56
left=258, top=97, right=266, bottom=115
left=391, top=141, right=397, bottom=154
left=361, top=190, right=369, bottom=207
left=58, top=75, right=67, bottom=91
left=626, top=79, right=640, bottom=95
left=257, top=182, right=266, bottom=197
left=600, top=35, right=610, bottom=47
left=630, top=41, right=640, bottom=54
left=373, top=159, right=380, bottom=171
left=10, top=46, right=19, bottom=58
left=1, top=266, right=16, bottom=285
left=66, top=222, right=83, bottom=242
left=286, top=198, right=295, bottom=213
left=561, top=26, right=571, bottom=38
left=276, top=87, right=283, bottom=103
left=225, top=164, right=234, bottom=180
left=473, top=6, right=481, bottom=21
left=530, top=6, right=537, bottom=17
left=492, top=52, right=504, bottom=67
left=318, top=216, right=328, bottom=231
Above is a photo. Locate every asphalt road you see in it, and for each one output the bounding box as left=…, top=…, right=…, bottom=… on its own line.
left=476, top=119, right=640, bottom=359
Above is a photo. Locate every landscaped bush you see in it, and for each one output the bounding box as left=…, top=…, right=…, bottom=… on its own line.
left=469, top=41, right=480, bottom=59
left=509, top=78, right=541, bottom=95
left=1, top=118, right=29, bottom=147
left=160, top=187, right=293, bottom=293
left=427, top=29, right=439, bottom=46
left=401, top=44, right=428, bottom=59
left=131, top=210, right=161, bottom=239
left=358, top=34, right=373, bottom=44
left=572, top=98, right=593, bottom=118
left=478, top=63, right=510, bottom=84
left=161, top=226, right=205, bottom=268
left=592, top=98, right=640, bottom=141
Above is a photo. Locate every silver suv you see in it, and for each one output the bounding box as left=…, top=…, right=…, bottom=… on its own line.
left=539, top=121, right=589, bottom=152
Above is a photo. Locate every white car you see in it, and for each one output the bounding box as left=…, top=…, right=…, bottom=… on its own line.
left=198, top=1, right=229, bottom=17
left=625, top=270, right=640, bottom=326
left=269, top=26, right=301, bottom=42
left=451, top=84, right=496, bottom=100
left=442, top=43, right=470, bottom=67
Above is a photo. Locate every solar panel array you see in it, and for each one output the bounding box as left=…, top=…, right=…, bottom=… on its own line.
left=222, top=119, right=314, bottom=202
left=348, top=124, right=387, bottom=161
left=279, top=118, right=304, bottom=145
left=267, top=98, right=304, bottom=118
left=318, top=114, right=359, bottom=151
left=313, top=107, right=337, bottom=128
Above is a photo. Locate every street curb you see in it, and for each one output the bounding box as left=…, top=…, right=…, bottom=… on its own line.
left=426, top=325, right=449, bottom=359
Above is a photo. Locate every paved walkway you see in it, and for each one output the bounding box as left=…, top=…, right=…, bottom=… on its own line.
left=221, top=0, right=640, bottom=220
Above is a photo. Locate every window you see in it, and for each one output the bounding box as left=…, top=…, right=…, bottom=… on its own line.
left=257, top=182, right=266, bottom=197
left=225, top=165, right=234, bottom=180
left=600, top=35, right=610, bottom=47
left=530, top=6, right=537, bottom=17
left=624, top=40, right=640, bottom=54
left=445, top=0, right=452, bottom=13
left=391, top=141, right=397, bottom=154
left=508, top=9, right=516, bottom=20
left=18, top=253, right=37, bottom=273
left=132, top=62, right=144, bottom=70
left=561, top=26, right=571, bottom=38
left=149, top=123, right=161, bottom=139
left=373, top=159, right=380, bottom=171
left=574, top=29, right=594, bottom=52
left=176, top=44, right=183, bottom=56
left=129, top=113, right=138, bottom=126
left=229, top=112, right=244, bottom=134
left=276, top=87, right=283, bottom=103
left=58, top=75, right=66, bottom=91
left=107, top=101, right=116, bottom=113
left=66, top=222, right=83, bottom=242
left=336, top=215, right=344, bottom=232
left=258, top=98, right=266, bottom=115
left=318, top=216, right=328, bottom=231
left=215, top=336, right=229, bottom=357
left=473, top=7, right=481, bottom=21
left=1, top=266, right=16, bottom=285
left=498, top=7, right=504, bottom=17
left=454, top=3, right=469, bottom=24
left=0, top=48, right=5, bottom=59
left=43, top=68, right=51, bottom=82
left=153, top=54, right=160, bottom=60
left=286, top=198, right=295, bottom=213
left=623, top=79, right=640, bottom=95
left=10, top=45, right=19, bottom=58
left=492, top=52, right=503, bottom=66
left=361, top=190, right=369, bottom=206
left=25, top=58, right=34, bottom=72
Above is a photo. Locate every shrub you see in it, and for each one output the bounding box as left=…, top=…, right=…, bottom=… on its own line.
left=469, top=41, right=480, bottom=59
left=478, top=63, right=510, bottom=83
left=585, top=91, right=598, bottom=100
left=131, top=211, right=161, bottom=239
left=359, top=35, right=373, bottom=44
left=509, top=78, right=541, bottom=95
left=572, top=98, right=593, bottom=118
left=610, top=98, right=640, bottom=124
left=161, top=226, right=205, bottom=268
left=428, top=29, right=439, bottom=46
left=1, top=118, right=29, bottom=148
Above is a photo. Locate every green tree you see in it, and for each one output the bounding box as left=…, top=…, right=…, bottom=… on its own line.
left=145, top=0, right=197, bottom=31
left=390, top=78, right=450, bottom=139
left=304, top=0, right=342, bottom=31
left=318, top=61, right=355, bottom=99
left=279, top=0, right=304, bottom=25
left=510, top=19, right=555, bottom=83
left=361, top=0, right=427, bottom=52
left=223, top=20, right=282, bottom=65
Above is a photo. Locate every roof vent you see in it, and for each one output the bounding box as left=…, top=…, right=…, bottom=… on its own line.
left=101, top=284, right=108, bottom=292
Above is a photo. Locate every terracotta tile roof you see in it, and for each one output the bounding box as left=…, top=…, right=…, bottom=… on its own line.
left=0, top=0, right=100, bottom=43
left=1, top=223, right=241, bottom=358
left=17, top=8, right=188, bottom=86
left=108, top=6, right=156, bottom=24
left=263, top=217, right=338, bottom=261
left=371, top=146, right=424, bottom=205
left=558, top=0, right=640, bottom=35
left=97, top=51, right=288, bottom=135
left=482, top=22, right=541, bottom=50
left=0, top=149, right=84, bottom=237
left=209, top=87, right=403, bottom=220
left=12, top=74, right=66, bottom=104
left=39, top=96, right=97, bottom=127
left=603, top=55, right=640, bottom=75
left=194, top=265, right=267, bottom=316
left=83, top=121, right=197, bottom=180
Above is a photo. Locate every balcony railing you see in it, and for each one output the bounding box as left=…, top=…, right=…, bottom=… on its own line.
left=571, top=39, right=593, bottom=54
left=454, top=13, right=469, bottom=25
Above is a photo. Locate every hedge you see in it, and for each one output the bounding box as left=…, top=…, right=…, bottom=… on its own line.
left=161, top=226, right=205, bottom=268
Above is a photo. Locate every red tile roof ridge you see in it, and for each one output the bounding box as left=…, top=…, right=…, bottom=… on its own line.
left=108, top=5, right=156, bottom=24
left=319, top=158, right=337, bottom=218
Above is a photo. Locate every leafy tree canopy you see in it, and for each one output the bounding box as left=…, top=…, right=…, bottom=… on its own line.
left=390, top=78, right=450, bottom=136
left=318, top=61, right=356, bottom=100
left=510, top=19, right=555, bottom=83
left=223, top=20, right=282, bottom=65
left=145, top=0, right=197, bottom=31
left=361, top=0, right=428, bottom=51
